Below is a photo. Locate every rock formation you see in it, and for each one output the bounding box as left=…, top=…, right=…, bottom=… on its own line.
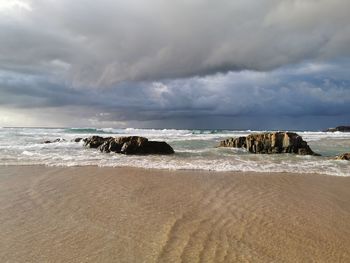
left=219, top=136, right=247, bottom=148
left=325, top=126, right=350, bottom=132
left=83, top=136, right=112, bottom=148
left=219, top=132, right=319, bottom=156
left=82, top=136, right=174, bottom=155
left=336, top=153, right=350, bottom=160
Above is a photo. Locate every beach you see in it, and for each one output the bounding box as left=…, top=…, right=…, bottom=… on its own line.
left=1, top=166, right=349, bottom=262
left=2, top=0, right=350, bottom=261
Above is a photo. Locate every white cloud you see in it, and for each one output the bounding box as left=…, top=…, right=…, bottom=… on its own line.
left=0, top=0, right=32, bottom=12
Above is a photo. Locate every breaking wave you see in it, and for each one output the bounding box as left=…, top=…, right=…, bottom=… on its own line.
left=0, top=127, right=349, bottom=176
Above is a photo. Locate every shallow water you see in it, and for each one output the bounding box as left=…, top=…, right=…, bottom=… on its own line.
left=0, top=127, right=349, bottom=176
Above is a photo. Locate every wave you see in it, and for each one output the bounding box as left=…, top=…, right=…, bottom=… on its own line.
left=1, top=127, right=349, bottom=177
left=124, top=128, right=192, bottom=134
left=65, top=127, right=259, bottom=136
left=64, top=127, right=194, bottom=135
left=191, top=129, right=227, bottom=135
left=64, top=128, right=118, bottom=134
left=2, top=154, right=349, bottom=177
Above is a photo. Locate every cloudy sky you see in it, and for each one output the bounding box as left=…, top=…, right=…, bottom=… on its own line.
left=0, top=0, right=349, bottom=129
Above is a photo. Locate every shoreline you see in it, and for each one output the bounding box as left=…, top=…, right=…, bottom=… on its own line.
left=0, top=163, right=341, bottom=177
left=1, top=165, right=350, bottom=262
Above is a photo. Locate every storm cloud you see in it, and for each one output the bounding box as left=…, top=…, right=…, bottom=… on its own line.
left=1, top=59, right=349, bottom=129
left=0, top=0, right=350, bottom=128
left=1, top=0, right=350, bottom=85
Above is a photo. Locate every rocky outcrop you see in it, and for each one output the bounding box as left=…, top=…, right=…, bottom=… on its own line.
left=83, top=136, right=174, bottom=155
left=325, top=126, right=350, bottom=132
left=219, top=132, right=319, bottom=156
left=72, top=137, right=83, bottom=143
left=219, top=136, right=247, bottom=148
left=336, top=153, right=350, bottom=160
left=83, top=136, right=112, bottom=148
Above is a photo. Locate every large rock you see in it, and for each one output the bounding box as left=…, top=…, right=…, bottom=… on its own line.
left=336, top=153, right=350, bottom=160
left=84, top=136, right=174, bottom=155
left=219, top=136, right=246, bottom=148
left=219, top=132, right=319, bottom=156
left=325, top=126, right=350, bottom=132
left=83, top=136, right=112, bottom=148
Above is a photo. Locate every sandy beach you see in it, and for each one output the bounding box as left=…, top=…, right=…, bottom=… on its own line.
left=0, top=166, right=350, bottom=262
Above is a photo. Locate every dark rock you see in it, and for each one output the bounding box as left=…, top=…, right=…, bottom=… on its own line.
left=336, top=153, right=350, bottom=160
left=72, top=138, right=83, bottom=143
left=219, top=132, right=319, bottom=156
left=325, top=126, right=350, bottom=132
left=219, top=136, right=246, bottom=148
left=43, top=138, right=66, bottom=143
left=83, top=136, right=174, bottom=155
left=119, top=136, right=147, bottom=154
left=99, top=138, right=122, bottom=153
left=83, top=136, right=112, bottom=148
left=142, top=141, right=175, bottom=155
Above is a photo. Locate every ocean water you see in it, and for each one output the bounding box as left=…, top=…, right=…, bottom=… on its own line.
left=0, top=127, right=349, bottom=176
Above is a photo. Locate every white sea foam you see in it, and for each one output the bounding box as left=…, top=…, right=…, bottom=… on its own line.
left=0, top=127, right=349, bottom=176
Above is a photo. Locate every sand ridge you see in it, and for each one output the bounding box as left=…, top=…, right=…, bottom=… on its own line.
left=0, top=166, right=350, bottom=262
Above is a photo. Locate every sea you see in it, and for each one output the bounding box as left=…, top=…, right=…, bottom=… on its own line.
left=0, top=127, right=349, bottom=176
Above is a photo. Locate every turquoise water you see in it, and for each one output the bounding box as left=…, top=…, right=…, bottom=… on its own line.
left=0, top=127, right=349, bottom=176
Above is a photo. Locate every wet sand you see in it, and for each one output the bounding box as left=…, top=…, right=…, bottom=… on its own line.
left=0, top=166, right=350, bottom=262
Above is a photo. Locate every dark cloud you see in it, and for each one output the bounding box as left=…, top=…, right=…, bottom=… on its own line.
left=1, top=1, right=349, bottom=129
left=1, top=0, right=350, bottom=85
left=1, top=60, right=349, bottom=129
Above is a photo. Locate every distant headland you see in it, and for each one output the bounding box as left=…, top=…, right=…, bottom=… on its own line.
left=325, top=126, right=350, bottom=132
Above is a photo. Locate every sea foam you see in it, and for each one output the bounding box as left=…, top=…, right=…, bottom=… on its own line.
left=0, top=127, right=349, bottom=176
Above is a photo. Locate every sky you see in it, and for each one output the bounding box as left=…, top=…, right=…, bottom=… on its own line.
left=0, top=0, right=349, bottom=130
